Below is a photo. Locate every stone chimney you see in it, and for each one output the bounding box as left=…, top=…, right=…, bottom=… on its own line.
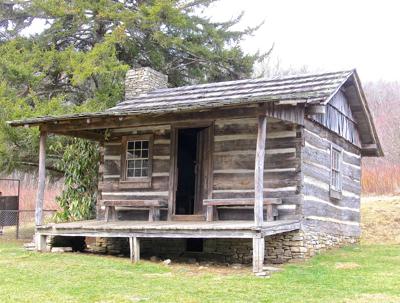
left=124, top=67, right=168, bottom=100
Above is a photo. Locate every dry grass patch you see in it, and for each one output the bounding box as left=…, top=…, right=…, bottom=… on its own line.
left=361, top=196, right=400, bottom=244
left=334, top=262, right=360, bottom=270
left=344, top=293, right=400, bottom=303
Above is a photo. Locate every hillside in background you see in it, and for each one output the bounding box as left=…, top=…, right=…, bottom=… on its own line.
left=362, top=81, right=400, bottom=194
left=361, top=196, right=400, bottom=244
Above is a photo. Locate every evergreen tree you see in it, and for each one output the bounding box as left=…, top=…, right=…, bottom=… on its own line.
left=0, top=0, right=263, bottom=219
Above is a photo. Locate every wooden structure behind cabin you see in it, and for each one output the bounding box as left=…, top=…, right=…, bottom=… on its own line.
left=9, top=67, right=382, bottom=273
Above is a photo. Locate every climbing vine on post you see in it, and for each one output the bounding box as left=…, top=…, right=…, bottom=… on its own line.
left=53, top=139, right=99, bottom=222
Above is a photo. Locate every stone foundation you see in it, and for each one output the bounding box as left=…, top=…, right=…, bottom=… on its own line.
left=88, top=230, right=359, bottom=264
left=266, top=230, right=359, bottom=264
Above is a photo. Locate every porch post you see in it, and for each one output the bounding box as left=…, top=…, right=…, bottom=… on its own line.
left=129, top=237, right=140, bottom=263
left=254, top=115, right=267, bottom=227
left=252, top=234, right=265, bottom=273
left=35, top=130, right=47, bottom=227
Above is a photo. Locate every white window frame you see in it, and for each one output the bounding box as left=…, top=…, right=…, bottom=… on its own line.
left=120, top=134, right=153, bottom=187
left=330, top=144, right=343, bottom=199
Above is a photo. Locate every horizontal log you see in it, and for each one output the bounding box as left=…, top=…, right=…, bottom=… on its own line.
left=212, top=188, right=298, bottom=200
left=213, top=172, right=300, bottom=190
left=102, top=200, right=167, bottom=207
left=43, top=106, right=263, bottom=133
left=303, top=217, right=361, bottom=237
left=99, top=176, right=169, bottom=191
left=214, top=137, right=302, bottom=153
left=203, top=198, right=282, bottom=206
left=303, top=200, right=360, bottom=223
left=213, top=153, right=299, bottom=170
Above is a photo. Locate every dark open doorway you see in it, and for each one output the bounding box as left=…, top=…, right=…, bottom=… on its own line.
left=175, top=128, right=203, bottom=215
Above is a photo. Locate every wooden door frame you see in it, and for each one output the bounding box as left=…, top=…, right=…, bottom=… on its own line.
left=167, top=121, right=214, bottom=220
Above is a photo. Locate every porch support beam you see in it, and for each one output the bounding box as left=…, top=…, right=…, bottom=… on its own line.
left=35, top=130, right=47, bottom=227
left=252, top=234, right=265, bottom=273
left=129, top=237, right=140, bottom=263
left=254, top=114, right=267, bottom=227
left=36, top=234, right=48, bottom=252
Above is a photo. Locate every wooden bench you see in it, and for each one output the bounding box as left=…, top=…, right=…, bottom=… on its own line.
left=102, top=200, right=168, bottom=222
left=203, top=198, right=282, bottom=222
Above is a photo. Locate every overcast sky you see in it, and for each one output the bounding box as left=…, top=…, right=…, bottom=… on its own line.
left=208, top=0, right=400, bottom=81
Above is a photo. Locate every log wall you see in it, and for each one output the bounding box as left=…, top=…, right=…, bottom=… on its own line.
left=96, top=116, right=303, bottom=221
left=97, top=125, right=171, bottom=219
left=212, top=117, right=302, bottom=220
left=301, top=119, right=361, bottom=236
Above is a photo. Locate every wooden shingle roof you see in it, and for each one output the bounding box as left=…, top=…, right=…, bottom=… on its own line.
left=108, top=70, right=353, bottom=114
left=7, top=69, right=382, bottom=156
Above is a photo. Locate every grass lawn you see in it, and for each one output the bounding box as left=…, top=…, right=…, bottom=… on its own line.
left=0, top=241, right=399, bottom=303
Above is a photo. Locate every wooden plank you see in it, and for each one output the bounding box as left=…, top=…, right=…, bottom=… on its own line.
left=213, top=172, right=300, bottom=191
left=42, top=106, right=262, bottom=133
left=305, top=105, right=326, bottom=115
left=203, top=198, right=282, bottom=206
left=252, top=236, right=265, bottom=273
left=254, top=115, right=267, bottom=226
left=206, top=205, right=214, bottom=222
left=52, top=130, right=105, bottom=141
left=35, top=131, right=47, bottom=226
left=206, top=124, right=215, bottom=221
left=213, top=152, right=299, bottom=171
left=102, top=200, right=167, bottom=207
left=36, top=234, right=47, bottom=252
left=168, top=127, right=178, bottom=220
left=129, top=237, right=140, bottom=263
left=170, top=215, right=206, bottom=221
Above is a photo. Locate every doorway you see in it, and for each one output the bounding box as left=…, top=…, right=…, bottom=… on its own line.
left=173, top=125, right=212, bottom=218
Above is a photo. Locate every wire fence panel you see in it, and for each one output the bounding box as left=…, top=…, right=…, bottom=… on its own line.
left=0, top=210, right=56, bottom=240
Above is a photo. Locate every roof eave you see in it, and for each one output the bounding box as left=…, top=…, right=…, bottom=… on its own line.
left=351, top=71, right=384, bottom=157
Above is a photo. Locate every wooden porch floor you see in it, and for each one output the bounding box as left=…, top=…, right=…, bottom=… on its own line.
left=37, top=219, right=301, bottom=239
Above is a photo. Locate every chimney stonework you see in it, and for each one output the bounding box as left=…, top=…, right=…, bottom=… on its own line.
left=124, top=67, right=168, bottom=100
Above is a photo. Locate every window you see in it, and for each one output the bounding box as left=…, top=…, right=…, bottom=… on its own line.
left=126, top=140, right=149, bottom=178
left=121, top=135, right=153, bottom=184
left=330, top=144, right=342, bottom=199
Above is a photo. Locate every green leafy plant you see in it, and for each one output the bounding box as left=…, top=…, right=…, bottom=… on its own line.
left=53, top=139, right=99, bottom=221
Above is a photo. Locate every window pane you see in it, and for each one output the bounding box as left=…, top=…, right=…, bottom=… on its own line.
left=134, top=141, right=141, bottom=149
left=127, top=160, right=135, bottom=169
left=134, top=159, right=142, bottom=168
left=142, top=168, right=148, bottom=177
left=142, top=159, right=148, bottom=168
left=127, top=150, right=134, bottom=159
left=142, top=150, right=148, bottom=158
left=127, top=169, right=134, bottom=178
left=128, top=142, right=135, bottom=150
left=134, top=169, right=141, bottom=177
left=142, top=141, right=149, bottom=149
left=134, top=150, right=141, bottom=158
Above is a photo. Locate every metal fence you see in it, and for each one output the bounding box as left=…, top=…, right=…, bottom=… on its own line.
left=0, top=210, right=57, bottom=240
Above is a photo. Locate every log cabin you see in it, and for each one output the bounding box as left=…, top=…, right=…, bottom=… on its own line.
left=8, top=67, right=382, bottom=273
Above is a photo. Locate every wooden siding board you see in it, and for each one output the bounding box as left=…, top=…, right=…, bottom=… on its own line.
left=309, top=91, right=361, bottom=146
